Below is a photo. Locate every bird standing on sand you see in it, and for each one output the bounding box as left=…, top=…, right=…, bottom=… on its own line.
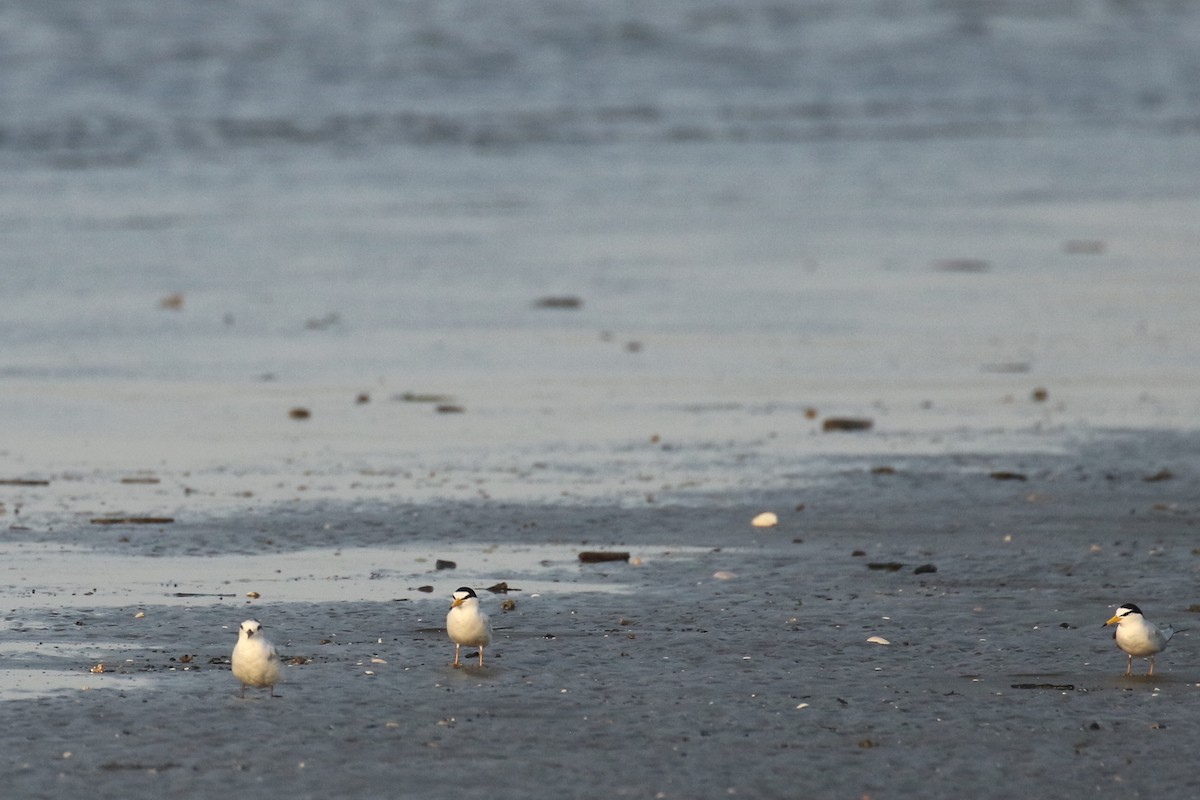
left=1104, top=603, right=1174, bottom=676
left=232, top=619, right=282, bottom=697
left=447, top=587, right=492, bottom=668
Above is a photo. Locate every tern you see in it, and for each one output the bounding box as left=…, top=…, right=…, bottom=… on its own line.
left=1104, top=603, right=1174, bottom=677
left=232, top=619, right=282, bottom=697
left=447, top=587, right=493, bottom=668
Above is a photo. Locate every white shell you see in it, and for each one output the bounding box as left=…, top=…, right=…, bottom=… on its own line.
left=751, top=512, right=778, bottom=527
left=867, top=636, right=890, bottom=645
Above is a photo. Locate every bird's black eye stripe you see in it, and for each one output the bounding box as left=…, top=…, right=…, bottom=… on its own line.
left=455, top=586, right=477, bottom=598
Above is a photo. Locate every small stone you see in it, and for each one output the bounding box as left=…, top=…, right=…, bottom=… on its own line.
left=867, top=636, right=890, bottom=645
left=751, top=512, right=778, bottom=528
left=822, top=417, right=873, bottom=432
left=533, top=296, right=582, bottom=309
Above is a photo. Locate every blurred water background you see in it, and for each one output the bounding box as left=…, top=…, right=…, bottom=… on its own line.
left=0, top=1, right=1198, bottom=503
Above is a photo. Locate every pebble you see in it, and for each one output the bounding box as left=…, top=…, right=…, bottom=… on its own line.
left=533, top=296, right=582, bottom=309
left=751, top=512, right=778, bottom=527
left=822, top=417, right=873, bottom=432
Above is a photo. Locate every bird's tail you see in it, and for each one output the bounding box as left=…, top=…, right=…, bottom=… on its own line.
left=1163, top=625, right=1177, bottom=643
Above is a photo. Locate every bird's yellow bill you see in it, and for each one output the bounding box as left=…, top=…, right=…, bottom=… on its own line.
left=452, top=597, right=464, bottom=608
left=1104, top=614, right=1122, bottom=626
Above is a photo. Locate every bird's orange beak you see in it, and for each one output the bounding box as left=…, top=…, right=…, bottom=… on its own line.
left=452, top=597, right=464, bottom=608
left=1104, top=614, right=1121, bottom=626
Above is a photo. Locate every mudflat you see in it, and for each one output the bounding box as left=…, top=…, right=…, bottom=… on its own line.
left=2, top=430, right=1197, bottom=799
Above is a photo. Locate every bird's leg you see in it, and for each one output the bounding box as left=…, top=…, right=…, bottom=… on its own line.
left=478, top=646, right=485, bottom=668
left=1148, top=657, right=1156, bottom=677
left=453, top=643, right=462, bottom=668
left=240, top=683, right=247, bottom=699
left=1124, top=655, right=1132, bottom=676
left=270, top=684, right=279, bottom=698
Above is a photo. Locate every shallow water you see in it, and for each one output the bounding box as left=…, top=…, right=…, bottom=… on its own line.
left=0, top=541, right=727, bottom=608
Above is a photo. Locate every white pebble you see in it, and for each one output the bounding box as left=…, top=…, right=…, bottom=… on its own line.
left=867, top=636, right=890, bottom=645
left=713, top=570, right=738, bottom=580
left=751, top=512, right=778, bottom=528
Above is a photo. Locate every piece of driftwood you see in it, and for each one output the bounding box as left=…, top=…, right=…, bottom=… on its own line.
left=578, top=551, right=630, bottom=563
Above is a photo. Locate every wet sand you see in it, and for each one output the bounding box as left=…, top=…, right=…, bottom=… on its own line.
left=4, top=3, right=1200, bottom=796
left=2, top=429, right=1198, bottom=799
